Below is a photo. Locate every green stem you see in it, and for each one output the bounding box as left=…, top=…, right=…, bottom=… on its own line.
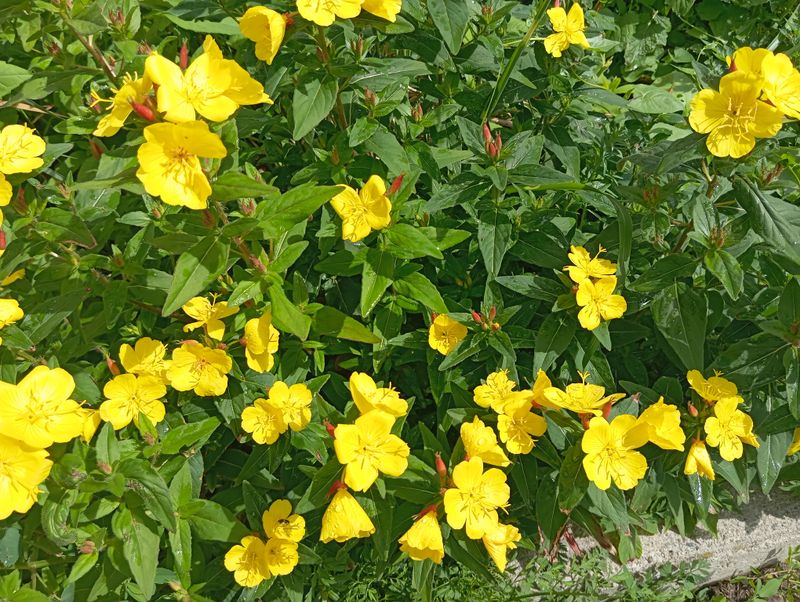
left=313, top=27, right=348, bottom=130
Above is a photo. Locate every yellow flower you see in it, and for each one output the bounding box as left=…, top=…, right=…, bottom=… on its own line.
left=497, top=404, right=547, bottom=455
left=1, top=269, right=25, bottom=287
left=760, top=52, right=800, bottom=119
left=0, top=299, right=24, bottom=337
left=460, top=416, right=510, bottom=467
left=224, top=536, right=269, bottom=587
left=0, top=125, right=46, bottom=175
left=428, top=314, right=468, bottom=356
left=244, top=310, right=280, bottom=373
left=297, top=0, right=363, bottom=26
left=99, top=374, right=167, bottom=430
left=689, top=71, right=783, bottom=158
left=704, top=397, right=759, bottom=461
left=473, top=370, right=534, bottom=415
left=565, top=245, right=616, bottom=284
left=119, top=337, right=170, bottom=383
left=79, top=409, right=102, bottom=443
left=334, top=410, right=410, bottom=491
left=787, top=428, right=800, bottom=456
left=167, top=342, right=232, bottom=396
left=241, top=396, right=287, bottom=444
left=182, top=296, right=239, bottom=341
left=443, top=457, right=510, bottom=540
left=269, top=381, right=313, bottom=432
left=543, top=373, right=625, bottom=416
left=0, top=176, right=11, bottom=206
left=262, top=499, right=305, bottom=542
left=544, top=3, right=590, bottom=58
left=636, top=397, right=686, bottom=451
left=581, top=415, right=649, bottom=491
left=240, top=7, right=286, bottom=65
left=531, top=369, right=559, bottom=409
left=362, top=0, right=402, bottom=22
left=0, top=366, right=85, bottom=449
left=91, top=73, right=153, bottom=137
left=330, top=175, right=392, bottom=243
left=320, top=486, right=376, bottom=543
left=398, top=509, right=444, bottom=564
left=727, top=47, right=771, bottom=79
left=263, top=537, right=299, bottom=576
left=201, top=36, right=273, bottom=108
left=136, top=121, right=227, bottom=210
left=684, top=439, right=715, bottom=480
left=686, top=370, right=738, bottom=403
left=575, top=276, right=626, bottom=331
left=349, top=372, right=408, bottom=417
left=0, top=434, right=53, bottom=520
left=482, top=522, right=520, bottom=573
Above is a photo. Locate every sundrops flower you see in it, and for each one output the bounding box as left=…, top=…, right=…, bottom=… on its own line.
left=543, top=372, right=625, bottom=416
left=0, top=124, right=46, bottom=206
left=99, top=374, right=167, bottom=430
left=79, top=408, right=102, bottom=443
left=684, top=439, right=715, bottom=480
left=727, top=47, right=772, bottom=79
left=320, top=485, right=376, bottom=543
left=460, top=416, right=510, bottom=467
left=428, top=314, right=468, bottom=356
left=787, top=428, right=800, bottom=456
left=201, top=36, right=273, bottom=108
left=636, top=397, right=686, bottom=451
left=262, top=499, right=305, bottom=542
left=0, top=298, right=24, bottom=346
left=482, top=522, right=520, bottom=573
left=565, top=245, right=616, bottom=283
left=687, top=370, right=738, bottom=403
left=575, top=276, right=626, bottom=331
left=473, top=370, right=534, bottom=415
left=330, top=175, right=391, bottom=243
left=498, top=403, right=547, bottom=455
left=167, top=342, right=232, bottom=396
left=263, top=538, right=299, bottom=576
left=398, top=508, right=444, bottom=564
left=362, top=0, right=402, bottom=21
left=0, top=366, right=85, bottom=449
left=182, top=296, right=239, bottom=341
left=91, top=73, right=153, bottom=137
left=0, top=177, right=9, bottom=206
left=240, top=7, right=286, bottom=65
left=581, top=415, right=649, bottom=491
left=760, top=53, right=800, bottom=119
left=0, top=269, right=24, bottom=287
left=297, top=0, right=362, bottom=26
left=244, top=310, right=280, bottom=373
left=349, top=372, right=408, bottom=417
left=241, top=396, right=287, bottom=444
left=119, top=337, right=170, bottom=384
left=544, top=2, right=590, bottom=58
left=269, top=381, right=313, bottom=432
left=136, top=121, right=227, bottom=210
left=443, top=457, right=510, bottom=540
left=704, top=397, right=759, bottom=461
left=224, top=536, right=269, bottom=587
left=334, top=410, right=410, bottom=491
left=689, top=71, right=783, bottom=158
left=0, top=434, right=53, bottom=520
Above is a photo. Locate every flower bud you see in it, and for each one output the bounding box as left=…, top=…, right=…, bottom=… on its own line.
left=327, top=480, right=346, bottom=498
left=729, top=58, right=737, bottom=72
left=580, top=413, right=591, bottom=429
left=12, top=187, right=27, bottom=214
left=482, top=123, right=492, bottom=144
left=431, top=312, right=438, bottom=321
left=98, top=462, right=112, bottom=475
left=79, top=540, right=96, bottom=554
left=364, top=88, right=377, bottom=107
left=494, top=131, right=502, bottom=154
left=324, top=419, right=336, bottom=439
left=283, top=12, right=295, bottom=26
left=486, top=141, right=498, bottom=159
left=481, top=3, right=493, bottom=17
left=0, top=231, right=6, bottom=252
left=106, top=357, right=121, bottom=376
left=488, top=306, right=497, bottom=321
left=389, top=172, right=405, bottom=196
left=89, top=139, right=104, bottom=160
left=411, top=103, right=423, bottom=122
left=688, top=402, right=699, bottom=417
left=553, top=0, right=561, bottom=6
left=434, top=452, right=447, bottom=480
left=602, top=401, right=612, bottom=419
left=470, top=309, right=483, bottom=323
left=129, top=99, right=156, bottom=122
left=417, top=504, right=439, bottom=519
left=179, top=40, right=189, bottom=71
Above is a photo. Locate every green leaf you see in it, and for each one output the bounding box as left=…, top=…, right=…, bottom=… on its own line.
left=292, top=79, right=338, bottom=140
left=269, top=279, right=312, bottom=340
left=629, top=255, right=696, bottom=293
left=533, top=313, right=577, bottom=374
left=360, top=248, right=395, bottom=317
left=0, top=61, right=32, bottom=96
left=426, top=0, right=476, bottom=54
left=557, top=442, right=588, bottom=511
left=778, top=278, right=800, bottom=329
left=211, top=172, right=279, bottom=202
left=227, top=279, right=263, bottom=307
left=495, top=274, right=564, bottom=304
left=628, top=84, right=684, bottom=114
left=113, top=507, right=160, bottom=600
left=159, top=418, right=220, bottom=455
left=535, top=479, right=565, bottom=545
left=162, top=236, right=229, bottom=316
left=384, top=223, right=443, bottom=259
left=511, top=229, right=567, bottom=269
left=477, top=208, right=513, bottom=278
left=704, top=249, right=743, bottom=299
left=652, top=283, right=707, bottom=371
left=65, top=551, right=99, bottom=584
left=756, top=429, right=792, bottom=494
left=36, top=208, right=97, bottom=248
left=734, top=178, right=800, bottom=265
left=180, top=500, right=250, bottom=542
left=393, top=271, right=448, bottom=313
left=257, top=184, right=340, bottom=238
left=312, top=306, right=381, bottom=343
left=118, top=459, right=176, bottom=530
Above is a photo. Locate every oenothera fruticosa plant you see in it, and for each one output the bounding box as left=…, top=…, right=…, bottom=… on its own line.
left=0, top=0, right=799, bottom=598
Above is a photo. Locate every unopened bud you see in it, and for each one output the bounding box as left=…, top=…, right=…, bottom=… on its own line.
left=481, top=3, right=493, bottom=16
left=283, top=12, right=294, bottom=26
left=602, top=401, right=612, bottom=419
left=98, top=462, right=112, bottom=475
left=482, top=123, right=492, bottom=144
left=130, top=100, right=156, bottom=122
left=431, top=312, right=438, bottom=321
left=487, top=141, right=498, bottom=159
left=470, top=309, right=483, bottom=323
left=201, top=210, right=216, bottom=229
left=151, top=206, right=162, bottom=219
left=729, top=58, right=737, bottom=72
left=89, top=139, right=104, bottom=160
left=331, top=147, right=340, bottom=165
left=106, top=357, right=121, bottom=376
left=580, top=414, right=591, bottom=429
left=327, top=480, right=346, bottom=498
left=435, top=452, right=447, bottom=480
left=239, top=198, right=256, bottom=216
left=411, top=104, right=423, bottom=122
left=488, top=306, right=497, bottom=321
left=179, top=41, right=189, bottom=70
left=494, top=132, right=502, bottom=154
left=491, top=322, right=501, bottom=331
left=142, top=432, right=156, bottom=445
left=417, top=504, right=438, bottom=519
left=324, top=419, right=336, bottom=439
left=79, top=540, right=96, bottom=554
left=688, top=402, right=698, bottom=417
left=0, top=231, right=6, bottom=252
left=389, top=172, right=405, bottom=196
left=553, top=0, right=561, bottom=7
left=12, top=187, right=27, bottom=214
left=364, top=88, right=377, bottom=107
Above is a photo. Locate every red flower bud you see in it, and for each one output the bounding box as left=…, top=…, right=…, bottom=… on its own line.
left=326, top=480, right=346, bottom=498
left=494, top=131, right=502, bottom=154
left=729, top=58, right=737, bottom=72
left=688, top=402, right=699, bottom=417
left=98, top=462, right=112, bottom=475
left=482, top=123, right=492, bottom=144
left=130, top=100, right=156, bottom=122
left=434, top=452, right=447, bottom=480
left=486, top=141, right=498, bottom=159
left=0, top=231, right=6, bottom=251
left=431, top=312, right=438, bottom=321
left=364, top=88, right=377, bottom=106
left=416, top=504, right=439, bottom=519
left=488, top=306, right=497, bottom=321
left=89, top=139, right=104, bottom=160
left=580, top=413, right=591, bottom=429
left=106, top=357, right=121, bottom=376
left=324, top=419, right=336, bottom=439
left=283, top=12, right=295, bottom=26
left=553, top=0, right=561, bottom=7
left=79, top=540, right=96, bottom=555
left=602, top=401, right=613, bottom=419
left=389, top=172, right=405, bottom=196
left=179, top=41, right=189, bottom=71
left=470, top=309, right=483, bottom=323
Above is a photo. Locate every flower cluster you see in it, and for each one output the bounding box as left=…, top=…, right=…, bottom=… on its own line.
left=565, top=245, right=626, bottom=331
left=241, top=381, right=313, bottom=444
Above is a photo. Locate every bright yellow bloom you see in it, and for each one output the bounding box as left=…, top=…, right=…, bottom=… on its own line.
left=788, top=428, right=800, bottom=456
left=182, top=296, right=239, bottom=341
left=443, top=457, right=510, bottom=540
left=760, top=53, right=800, bottom=119
left=473, top=370, right=534, bottom=415
left=544, top=3, right=590, bottom=58
left=398, top=510, right=444, bottom=564
left=79, top=409, right=102, bottom=443
left=565, top=245, right=616, bottom=284
left=269, top=381, right=313, bottom=432
left=201, top=36, right=273, bottom=108
left=498, top=404, right=547, bottom=455
left=460, top=416, right=510, bottom=467
left=689, top=71, right=783, bottom=158
left=684, top=439, right=715, bottom=480
left=320, top=487, right=376, bottom=543
left=1, top=269, right=25, bottom=286
left=297, top=0, right=363, bottom=26
left=262, top=499, right=305, bottom=542
left=0, top=125, right=46, bottom=175
left=543, top=373, right=625, bottom=416
left=636, top=397, right=686, bottom=451
left=241, top=396, right=287, bottom=444
left=136, top=121, right=227, bottom=210
left=531, top=369, right=559, bottom=409
left=334, top=410, right=410, bottom=491
left=263, top=537, right=299, bottom=576
left=349, top=372, right=408, bottom=417
left=91, top=73, right=153, bottom=137
left=428, top=314, right=467, bottom=356
left=240, top=7, right=286, bottom=65
left=686, top=370, right=738, bottom=403
left=167, top=342, right=232, bottom=396
left=0, top=434, right=52, bottom=520
left=99, top=374, right=167, bottom=430
left=330, top=175, right=391, bottom=243
left=0, top=366, right=85, bottom=449
left=576, top=276, right=626, bottom=331
left=482, top=522, right=520, bottom=573
left=704, top=397, right=759, bottom=461
left=244, top=311, right=280, bottom=373
left=582, top=415, right=649, bottom=491
left=727, top=47, right=771, bottom=79
left=0, top=176, right=10, bottom=206
left=224, top=536, right=269, bottom=587
left=0, top=299, right=24, bottom=337
left=362, top=0, right=401, bottom=21
left=119, top=337, right=170, bottom=383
